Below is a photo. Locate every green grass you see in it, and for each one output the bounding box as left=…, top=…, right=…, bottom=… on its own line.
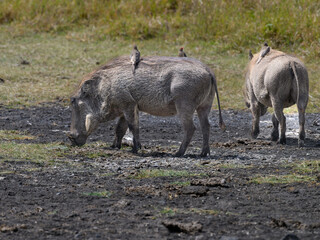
left=80, top=151, right=112, bottom=159
left=169, top=181, right=191, bottom=186
left=0, top=141, right=69, bottom=163
left=1, top=31, right=319, bottom=111
left=159, top=207, right=236, bottom=217
left=83, top=190, right=112, bottom=198
left=217, top=163, right=253, bottom=169
left=131, top=169, right=198, bottom=179
left=1, top=1, right=320, bottom=111
left=0, top=130, right=36, bottom=140
left=160, top=207, right=219, bottom=216
left=251, top=160, right=320, bottom=184
left=250, top=174, right=316, bottom=184
left=0, top=170, right=15, bottom=175
left=1, top=0, right=320, bottom=51
left=288, top=160, right=320, bottom=174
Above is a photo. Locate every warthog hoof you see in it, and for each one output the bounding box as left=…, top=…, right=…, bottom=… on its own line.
left=200, top=148, right=210, bottom=157
left=251, top=131, right=259, bottom=139
left=131, top=142, right=142, bottom=154
left=298, top=139, right=305, bottom=148
left=277, top=137, right=286, bottom=145
left=111, top=142, right=121, bottom=149
left=131, top=146, right=139, bottom=154
left=271, top=131, right=279, bottom=141
left=174, top=151, right=184, bottom=158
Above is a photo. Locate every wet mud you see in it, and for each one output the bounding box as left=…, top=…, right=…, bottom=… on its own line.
left=0, top=103, right=320, bottom=239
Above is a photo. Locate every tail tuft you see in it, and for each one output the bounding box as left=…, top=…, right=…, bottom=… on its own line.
left=211, top=73, right=225, bottom=132
left=219, top=121, right=226, bottom=132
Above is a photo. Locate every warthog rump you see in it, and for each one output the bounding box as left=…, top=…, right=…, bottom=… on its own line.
left=244, top=44, right=309, bottom=146
left=68, top=56, right=225, bottom=157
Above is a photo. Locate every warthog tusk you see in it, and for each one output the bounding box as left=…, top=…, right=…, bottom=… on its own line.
left=85, top=114, right=93, bottom=133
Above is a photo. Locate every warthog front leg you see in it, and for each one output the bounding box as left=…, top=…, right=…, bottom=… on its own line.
left=111, top=116, right=128, bottom=149
left=124, top=105, right=141, bottom=153
left=271, top=113, right=279, bottom=141
left=298, top=107, right=306, bottom=147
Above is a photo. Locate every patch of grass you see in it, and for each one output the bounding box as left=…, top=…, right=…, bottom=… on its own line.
left=0, top=170, right=15, bottom=175
left=0, top=130, right=36, bottom=141
left=69, top=142, right=113, bottom=159
left=250, top=174, right=316, bottom=184
left=160, top=207, right=178, bottom=216
left=217, top=163, right=253, bottom=169
left=81, top=152, right=112, bottom=159
left=189, top=208, right=220, bottom=215
left=159, top=207, right=235, bottom=217
left=1, top=0, right=320, bottom=52
left=1, top=1, right=320, bottom=111
left=47, top=211, right=58, bottom=215
left=83, top=190, right=112, bottom=198
left=290, top=160, right=320, bottom=174
left=0, top=142, right=69, bottom=163
left=100, top=172, right=115, bottom=177
left=169, top=181, right=191, bottom=186
left=0, top=29, right=320, bottom=112
left=131, top=169, right=198, bottom=179
left=24, top=167, right=43, bottom=172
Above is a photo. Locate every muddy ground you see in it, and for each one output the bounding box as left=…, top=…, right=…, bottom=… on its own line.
left=0, top=103, right=320, bottom=240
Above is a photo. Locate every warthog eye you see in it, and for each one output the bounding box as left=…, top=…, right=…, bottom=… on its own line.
left=71, top=97, right=76, bottom=104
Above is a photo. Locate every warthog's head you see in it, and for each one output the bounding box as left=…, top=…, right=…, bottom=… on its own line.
left=68, top=79, right=100, bottom=146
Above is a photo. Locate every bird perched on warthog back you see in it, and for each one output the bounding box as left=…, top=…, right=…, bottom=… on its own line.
left=130, top=45, right=140, bottom=74
left=256, top=42, right=270, bottom=64
left=178, top=47, right=187, bottom=57
left=68, top=56, right=225, bottom=157
left=244, top=43, right=309, bottom=147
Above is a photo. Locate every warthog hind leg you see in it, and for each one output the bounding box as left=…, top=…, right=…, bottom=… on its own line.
left=271, top=113, right=279, bottom=141
left=250, top=103, right=260, bottom=139
left=298, top=107, right=306, bottom=147
left=175, top=102, right=196, bottom=157
left=196, top=105, right=211, bottom=157
left=272, top=100, right=286, bottom=144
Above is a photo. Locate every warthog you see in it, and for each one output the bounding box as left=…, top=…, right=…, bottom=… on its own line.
left=68, top=56, right=225, bottom=157
left=244, top=44, right=309, bottom=146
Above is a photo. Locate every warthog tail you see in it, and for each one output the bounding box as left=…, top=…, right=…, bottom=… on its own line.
left=290, top=61, right=301, bottom=108
left=211, top=74, right=226, bottom=131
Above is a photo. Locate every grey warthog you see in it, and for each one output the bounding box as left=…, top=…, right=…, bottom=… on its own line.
left=68, top=56, right=225, bottom=157
left=244, top=44, right=309, bottom=146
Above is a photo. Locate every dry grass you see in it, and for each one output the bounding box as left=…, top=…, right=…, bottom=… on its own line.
left=1, top=0, right=320, bottom=111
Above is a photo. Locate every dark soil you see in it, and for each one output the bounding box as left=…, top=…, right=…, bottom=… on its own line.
left=1, top=103, right=320, bottom=240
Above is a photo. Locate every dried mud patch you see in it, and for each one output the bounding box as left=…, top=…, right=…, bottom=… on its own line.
left=1, top=103, right=320, bottom=239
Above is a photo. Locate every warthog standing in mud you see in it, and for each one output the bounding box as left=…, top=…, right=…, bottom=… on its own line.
left=68, top=56, right=225, bottom=157
left=244, top=44, right=309, bottom=146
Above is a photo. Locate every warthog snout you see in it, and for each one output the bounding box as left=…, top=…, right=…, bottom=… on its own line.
left=67, top=132, right=86, bottom=146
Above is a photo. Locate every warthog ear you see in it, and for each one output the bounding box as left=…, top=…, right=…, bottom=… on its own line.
left=249, top=50, right=253, bottom=60
left=81, top=80, right=94, bottom=96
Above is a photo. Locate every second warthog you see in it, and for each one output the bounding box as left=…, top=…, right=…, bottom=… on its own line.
left=244, top=44, right=309, bottom=146
left=68, top=56, right=225, bottom=157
